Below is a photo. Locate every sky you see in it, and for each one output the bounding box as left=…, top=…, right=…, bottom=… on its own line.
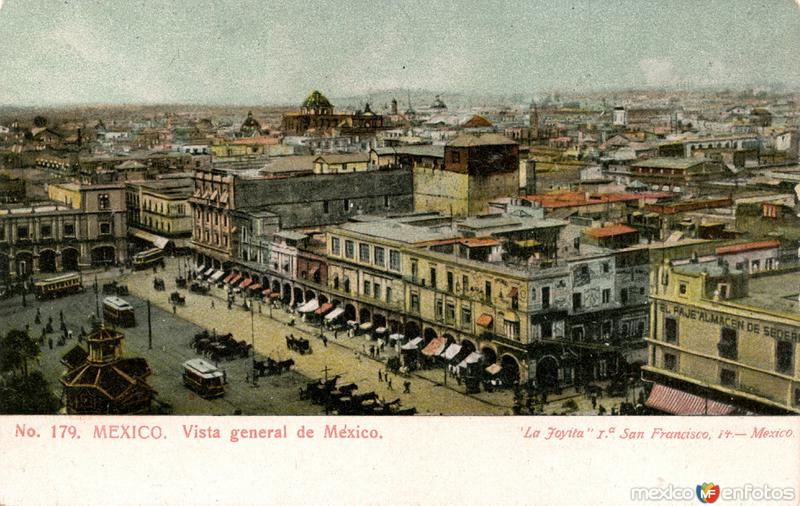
left=0, top=0, right=798, bottom=105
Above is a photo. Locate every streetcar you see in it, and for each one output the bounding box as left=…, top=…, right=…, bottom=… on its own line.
left=132, top=248, right=165, bottom=270
left=182, top=358, right=226, bottom=399
left=34, top=273, right=84, bottom=300
left=102, top=296, right=136, bottom=327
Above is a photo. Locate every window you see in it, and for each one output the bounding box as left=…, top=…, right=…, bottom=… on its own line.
left=451, top=150, right=460, bottom=163
left=447, top=271, right=454, bottom=292
left=385, top=286, right=392, bottom=304
left=373, top=283, right=381, bottom=300
left=0, top=224, right=4, bottom=240
left=17, top=225, right=29, bottom=239
left=374, top=247, right=385, bottom=267
left=572, top=292, right=582, bottom=310
left=462, top=275, right=469, bottom=294
left=718, top=328, right=738, bottom=360
left=665, top=317, right=678, bottom=344
left=720, top=368, right=736, bottom=387
left=429, top=267, right=437, bottom=289
left=435, top=300, right=443, bottom=320
left=323, top=200, right=329, bottom=214
left=794, top=388, right=800, bottom=406
left=485, top=281, right=492, bottom=301
left=410, top=258, right=418, bottom=281
left=363, top=280, right=371, bottom=296
left=751, top=260, right=760, bottom=272
left=389, top=250, right=401, bottom=272
left=99, top=223, right=111, bottom=235
left=602, top=262, right=610, bottom=273
left=359, top=243, right=370, bottom=262
left=664, top=353, right=677, bottom=371
left=98, top=193, right=110, bottom=210
left=343, top=278, right=350, bottom=293
left=343, top=199, right=350, bottom=211
left=345, top=240, right=355, bottom=259
left=461, top=307, right=472, bottom=327
left=505, top=319, right=520, bottom=340
left=333, top=276, right=339, bottom=290
left=776, top=341, right=793, bottom=374
left=40, top=224, right=52, bottom=238
left=602, top=289, right=610, bottom=304
left=331, top=237, right=341, bottom=255
left=679, top=283, right=687, bottom=296
left=541, top=321, right=553, bottom=339
left=410, top=293, right=420, bottom=313
left=620, top=288, right=628, bottom=304
left=541, top=286, right=550, bottom=308
left=445, top=303, right=455, bottom=323
left=383, top=195, right=390, bottom=208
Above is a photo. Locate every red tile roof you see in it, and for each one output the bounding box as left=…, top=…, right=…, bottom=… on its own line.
left=585, top=224, right=638, bottom=238
left=522, top=191, right=640, bottom=209
left=716, top=240, right=780, bottom=255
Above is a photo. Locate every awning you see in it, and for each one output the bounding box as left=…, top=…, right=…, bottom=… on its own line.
left=196, top=265, right=206, bottom=274
left=270, top=292, right=280, bottom=299
left=359, top=322, right=373, bottom=331
left=315, top=303, right=333, bottom=316
left=401, top=337, right=424, bottom=350
left=239, top=277, right=253, bottom=289
left=507, top=286, right=518, bottom=298
left=297, top=299, right=319, bottom=313
left=223, top=273, right=236, bottom=283
left=262, top=288, right=272, bottom=296
left=457, top=352, right=483, bottom=369
left=514, top=239, right=540, bottom=248
left=422, top=337, right=447, bottom=356
left=129, top=227, right=171, bottom=249
left=477, top=314, right=493, bottom=327
left=645, top=384, right=736, bottom=416
left=485, top=363, right=503, bottom=375
left=389, top=333, right=405, bottom=342
left=204, top=267, right=215, bottom=277
left=375, top=327, right=387, bottom=334
left=248, top=283, right=262, bottom=291
left=504, top=311, right=520, bottom=323
left=442, top=343, right=462, bottom=361
left=210, top=270, right=225, bottom=282
left=229, top=274, right=242, bottom=285
left=325, top=307, right=345, bottom=321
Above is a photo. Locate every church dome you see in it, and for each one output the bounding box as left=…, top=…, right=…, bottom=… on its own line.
left=302, top=90, right=333, bottom=109
left=240, top=111, right=261, bottom=133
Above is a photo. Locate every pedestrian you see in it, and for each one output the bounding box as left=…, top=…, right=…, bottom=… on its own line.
left=333, top=329, right=338, bottom=340
left=223, top=370, right=227, bottom=384
left=403, top=381, right=411, bottom=394
left=59, top=310, right=64, bottom=322
left=378, top=370, right=383, bottom=382
left=172, top=304, right=177, bottom=315
left=598, top=404, right=606, bottom=415
left=246, top=371, right=250, bottom=383
left=590, top=393, right=597, bottom=409
left=227, top=300, right=232, bottom=310
left=387, top=378, right=393, bottom=390
left=68, top=330, right=73, bottom=340
left=211, top=300, right=215, bottom=309
left=48, top=337, right=53, bottom=350
left=322, top=336, right=328, bottom=347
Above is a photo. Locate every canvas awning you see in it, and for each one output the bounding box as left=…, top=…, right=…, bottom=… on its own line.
left=223, top=273, right=236, bottom=283
left=325, top=307, right=345, bottom=321
left=239, top=277, right=253, bottom=289
left=359, top=322, right=373, bottom=331
left=129, top=228, right=171, bottom=249
left=421, top=337, right=447, bottom=356
left=442, top=343, right=462, bottom=361
left=645, top=384, right=736, bottom=416
left=504, top=311, right=520, bottom=323
left=248, top=283, right=262, bottom=291
left=270, top=292, right=280, bottom=299
left=315, top=303, right=333, bottom=316
left=262, top=288, right=272, bottom=296
left=401, top=337, right=424, bottom=350
left=389, top=333, right=405, bottom=342
left=375, top=326, right=387, bottom=334
left=210, top=270, right=225, bottom=282
left=195, top=265, right=206, bottom=274
left=457, top=352, right=483, bottom=369
left=477, top=313, right=493, bottom=327
left=204, top=267, right=215, bottom=277
left=485, top=363, right=503, bottom=375
left=297, top=299, right=319, bottom=313
left=228, top=274, right=242, bottom=285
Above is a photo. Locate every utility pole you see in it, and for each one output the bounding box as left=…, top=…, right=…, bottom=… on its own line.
left=147, top=299, right=152, bottom=350
left=321, top=365, right=331, bottom=383
left=251, top=302, right=257, bottom=386
left=94, top=274, right=99, bottom=318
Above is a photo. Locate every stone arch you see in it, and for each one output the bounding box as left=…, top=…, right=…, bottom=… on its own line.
left=481, top=346, right=497, bottom=365
left=282, top=283, right=292, bottom=303
left=90, top=246, right=115, bottom=266
left=388, top=319, right=401, bottom=334
left=304, top=289, right=316, bottom=302
left=292, top=286, right=304, bottom=304
left=536, top=355, right=560, bottom=390
left=318, top=294, right=329, bottom=305
left=272, top=280, right=281, bottom=293
left=373, top=313, right=386, bottom=328
left=460, top=338, right=476, bottom=354
left=61, top=247, right=79, bottom=272
left=442, top=333, right=456, bottom=345
left=500, top=354, right=521, bottom=386
left=38, top=249, right=57, bottom=273
left=423, top=327, right=438, bottom=343
left=404, top=320, right=420, bottom=339
left=344, top=304, right=357, bottom=322
left=358, top=307, right=371, bottom=323
left=15, top=251, right=33, bottom=277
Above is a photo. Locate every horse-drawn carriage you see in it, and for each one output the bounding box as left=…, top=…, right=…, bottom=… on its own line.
left=102, top=281, right=118, bottom=295
left=169, top=291, right=186, bottom=306
left=191, top=330, right=252, bottom=362
left=153, top=277, right=165, bottom=291
left=285, top=335, right=312, bottom=354
left=190, top=282, right=209, bottom=295
left=252, top=357, right=295, bottom=377
left=175, top=276, right=187, bottom=289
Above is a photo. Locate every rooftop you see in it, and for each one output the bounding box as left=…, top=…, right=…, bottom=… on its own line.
left=585, top=224, right=638, bottom=238
left=716, top=240, right=781, bottom=256
left=631, top=157, right=708, bottom=169
left=735, top=269, right=800, bottom=316
left=447, top=133, right=517, bottom=147
left=522, top=191, right=640, bottom=209
left=338, top=220, right=460, bottom=245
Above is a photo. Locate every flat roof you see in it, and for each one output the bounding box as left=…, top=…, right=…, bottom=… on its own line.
left=337, top=220, right=460, bottom=244
left=736, top=270, right=800, bottom=315
left=631, top=158, right=707, bottom=169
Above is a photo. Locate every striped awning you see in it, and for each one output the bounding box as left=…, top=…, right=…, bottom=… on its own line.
left=248, top=283, right=262, bottom=291
left=477, top=313, right=493, bottom=327
left=223, top=273, right=236, bottom=283
left=421, top=337, right=447, bottom=357
left=315, top=302, right=333, bottom=316
left=228, top=274, right=242, bottom=285
left=239, top=277, right=253, bottom=289
left=645, top=384, right=736, bottom=416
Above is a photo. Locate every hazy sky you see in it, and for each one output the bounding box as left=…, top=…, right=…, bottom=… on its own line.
left=0, top=0, right=798, bottom=105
